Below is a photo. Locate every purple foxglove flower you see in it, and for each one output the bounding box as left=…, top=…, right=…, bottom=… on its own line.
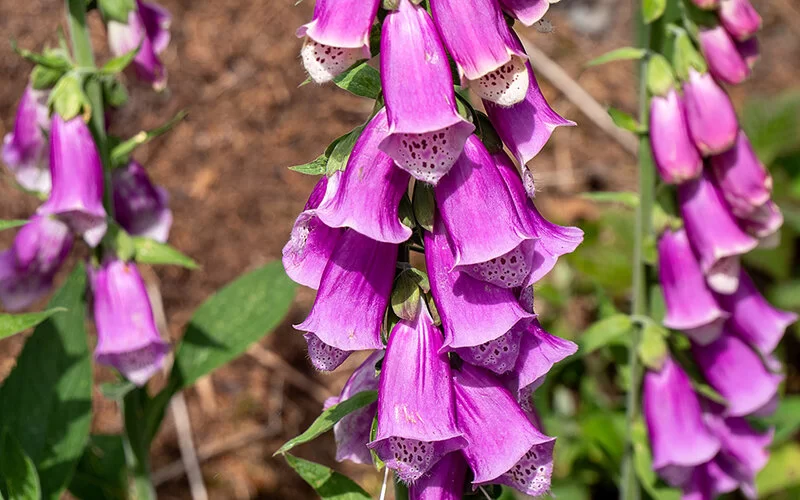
left=452, top=363, right=556, bottom=496
left=643, top=357, right=720, bottom=485
left=690, top=0, right=719, bottom=8
left=304, top=333, right=352, bottom=372
left=112, top=160, right=172, bottom=243
left=37, top=114, right=107, bottom=247
left=681, top=460, right=740, bottom=500
left=484, top=61, right=574, bottom=167
left=108, top=0, right=171, bottom=90
left=425, top=219, right=533, bottom=349
left=324, top=350, right=383, bottom=464
left=282, top=175, right=344, bottom=289
left=699, top=26, right=750, bottom=85
left=498, top=0, right=550, bottom=26
left=2, top=87, right=50, bottom=193
left=710, top=130, right=772, bottom=218
left=677, top=170, right=758, bottom=294
left=315, top=110, right=412, bottom=243
left=0, top=216, right=73, bottom=311
left=430, top=0, right=529, bottom=107
left=295, top=230, right=396, bottom=358
left=409, top=452, right=468, bottom=500
left=650, top=89, right=703, bottom=184
left=716, top=270, right=797, bottom=356
left=90, top=258, right=169, bottom=386
left=692, top=332, right=783, bottom=417
left=719, top=0, right=761, bottom=41
left=379, top=0, right=475, bottom=184
left=736, top=37, right=760, bottom=68
left=454, top=322, right=525, bottom=375
left=683, top=69, right=739, bottom=156
left=368, top=301, right=466, bottom=482
left=738, top=200, right=783, bottom=248
left=658, top=228, right=728, bottom=344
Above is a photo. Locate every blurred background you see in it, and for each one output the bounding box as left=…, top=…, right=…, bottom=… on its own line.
left=1, top=0, right=799, bottom=498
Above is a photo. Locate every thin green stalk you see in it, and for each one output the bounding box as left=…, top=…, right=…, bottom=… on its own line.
left=123, top=389, right=158, bottom=500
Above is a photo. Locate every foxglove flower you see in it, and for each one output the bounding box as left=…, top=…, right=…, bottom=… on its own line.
left=0, top=216, right=72, bottom=311
left=736, top=37, right=760, bottom=68
left=2, top=87, right=50, bottom=193
left=425, top=219, right=533, bottom=349
left=453, top=363, right=556, bottom=496
left=455, top=322, right=525, bottom=375
left=325, top=351, right=382, bottom=464
left=658, top=228, right=728, bottom=344
left=498, top=0, right=550, bottom=26
left=112, top=161, right=173, bottom=243
left=650, top=89, right=703, bottom=184
left=108, top=0, right=171, bottom=90
left=719, top=0, right=761, bottom=41
left=699, top=26, right=750, bottom=85
left=681, top=460, right=741, bottom=500
left=315, top=109, right=412, bottom=243
left=408, top=453, right=468, bottom=500
left=692, top=332, right=783, bottom=417
left=368, top=300, right=466, bottom=482
left=379, top=0, right=474, bottom=184
left=295, top=230, right=396, bottom=366
left=430, top=0, right=529, bottom=106
left=683, top=69, right=739, bottom=156
left=738, top=200, right=784, bottom=248
left=678, top=170, right=758, bottom=294
left=37, top=114, right=107, bottom=247
left=90, top=258, right=170, bottom=386
left=282, top=175, right=344, bottom=290
left=643, top=356, right=720, bottom=486
left=297, top=0, right=379, bottom=83
left=710, top=130, right=772, bottom=218
left=716, top=270, right=797, bottom=356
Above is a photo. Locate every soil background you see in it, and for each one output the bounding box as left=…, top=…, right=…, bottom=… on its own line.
left=0, top=0, right=798, bottom=498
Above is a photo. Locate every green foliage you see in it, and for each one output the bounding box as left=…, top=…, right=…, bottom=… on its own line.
left=283, top=454, right=371, bottom=500
left=97, top=0, right=136, bottom=24
left=0, top=220, right=29, bottom=231
left=67, top=435, right=127, bottom=500
left=0, top=430, right=41, bottom=500
left=577, top=314, right=634, bottom=356
left=109, top=110, right=188, bottom=167
left=608, top=108, right=647, bottom=134
left=99, top=44, right=140, bottom=74
left=327, top=125, right=366, bottom=175
left=0, top=308, right=67, bottom=340
left=757, top=442, right=800, bottom=497
left=132, top=236, right=198, bottom=269
left=333, top=62, right=381, bottom=99
left=586, top=47, right=647, bottom=67
left=642, top=0, right=667, bottom=24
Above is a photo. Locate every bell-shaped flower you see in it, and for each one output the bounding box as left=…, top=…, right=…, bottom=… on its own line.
left=430, top=0, right=529, bottom=106
left=736, top=37, right=760, bottom=68
left=681, top=460, right=741, bottom=500
left=108, top=0, right=171, bottom=90
left=454, top=321, right=525, bottom=376
left=650, top=89, right=703, bottom=184
left=692, top=332, right=783, bottom=417
left=453, top=363, right=556, bottom=496
left=325, top=350, right=383, bottom=464
left=716, top=270, right=797, bottom=356
left=2, top=87, right=50, bottom=193
left=295, top=229, right=396, bottom=364
left=90, top=258, right=170, bottom=385
left=677, top=170, right=758, bottom=294
left=409, top=452, right=468, bottom=500
left=643, top=356, right=720, bottom=486
left=315, top=109, right=412, bottom=243
left=0, top=216, right=73, bottom=311
left=379, top=0, right=474, bottom=184
left=699, top=26, right=750, bottom=85
left=719, top=0, right=761, bottom=41
left=658, top=228, right=728, bottom=344
left=112, top=160, right=172, bottom=243
left=498, top=0, right=550, bottom=26
left=710, top=130, right=771, bottom=218
left=683, top=69, right=739, bottom=156
left=368, top=300, right=466, bottom=482
left=738, top=200, right=784, bottom=248
left=425, top=219, right=533, bottom=349
left=282, top=175, right=344, bottom=290
left=37, top=114, right=107, bottom=247
left=297, top=0, right=379, bottom=83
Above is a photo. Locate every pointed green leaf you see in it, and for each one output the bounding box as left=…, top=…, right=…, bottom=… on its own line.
left=275, top=391, right=378, bottom=455
left=608, top=107, right=646, bottom=134
left=0, top=308, right=67, bottom=340
left=67, top=435, right=127, bottom=500
left=283, top=454, right=371, bottom=500
left=289, top=154, right=328, bottom=175
left=109, top=110, right=188, bottom=167
left=586, top=47, right=647, bottom=67
left=638, top=323, right=669, bottom=370
left=326, top=125, right=365, bottom=175
left=643, top=0, right=667, bottom=23
left=0, top=220, right=28, bottom=231
left=333, top=62, right=381, bottom=99
left=100, top=43, right=140, bottom=74
left=577, top=314, right=635, bottom=356
left=0, top=430, right=41, bottom=500
left=11, top=42, right=72, bottom=71
left=132, top=236, right=198, bottom=269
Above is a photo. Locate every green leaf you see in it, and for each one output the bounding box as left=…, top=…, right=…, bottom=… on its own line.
left=0, top=308, right=67, bottom=340
left=101, top=77, right=129, bottom=108
left=0, top=430, right=41, bottom=500
left=171, top=261, right=296, bottom=388
left=577, top=314, right=635, bottom=356
left=97, top=0, right=136, bottom=24
left=100, top=44, right=140, bottom=74
left=109, top=110, right=188, bottom=167
left=48, top=72, right=91, bottom=121
left=642, top=0, right=667, bottom=23
left=31, top=65, right=65, bottom=90
left=638, top=322, right=669, bottom=370
left=586, top=47, right=647, bottom=67
left=289, top=153, right=327, bottom=175
left=768, top=280, right=800, bottom=312
left=11, top=42, right=72, bottom=71
left=756, top=442, right=800, bottom=497
left=0, top=266, right=92, bottom=500
left=99, top=380, right=137, bottom=401
left=608, top=107, right=646, bottom=134
left=67, top=435, right=127, bottom=500
left=326, top=125, right=365, bottom=175
left=0, top=220, right=28, bottom=231
left=275, top=391, right=378, bottom=455
left=132, top=236, right=198, bottom=269
left=283, top=454, right=371, bottom=500
left=761, top=396, right=800, bottom=446
left=391, top=271, right=422, bottom=321
left=580, top=191, right=639, bottom=208
left=333, top=62, right=381, bottom=99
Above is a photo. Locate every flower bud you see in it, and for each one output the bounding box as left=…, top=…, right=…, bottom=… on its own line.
left=683, top=69, right=738, bottom=155
left=498, top=0, right=550, bottom=26
left=112, top=160, right=173, bottom=243
left=736, top=37, right=760, bottom=68
left=699, top=26, right=750, bottom=85
left=650, top=89, right=703, bottom=184
left=719, top=0, right=761, bottom=41
left=108, top=0, right=171, bottom=90
left=709, top=130, right=771, bottom=218
left=2, top=87, right=50, bottom=193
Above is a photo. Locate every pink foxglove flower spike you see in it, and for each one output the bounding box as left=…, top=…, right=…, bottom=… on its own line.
left=650, top=89, right=703, bottom=184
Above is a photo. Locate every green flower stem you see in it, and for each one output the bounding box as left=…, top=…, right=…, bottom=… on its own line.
left=122, top=389, right=158, bottom=500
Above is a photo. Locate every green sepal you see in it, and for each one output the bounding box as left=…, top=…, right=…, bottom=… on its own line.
left=643, top=0, right=667, bottom=24
left=11, top=41, right=72, bottom=71
left=647, top=53, right=678, bottom=97
left=391, top=268, right=424, bottom=321
left=48, top=72, right=92, bottom=122
left=399, top=194, right=416, bottom=230
left=97, top=0, right=136, bottom=24
left=638, top=322, right=669, bottom=371
left=608, top=107, right=647, bottom=134
left=672, top=28, right=707, bottom=81
left=31, top=64, right=65, bottom=90
left=412, top=182, right=435, bottom=232
left=101, top=223, right=137, bottom=262
left=476, top=111, right=504, bottom=153
left=101, top=76, right=129, bottom=108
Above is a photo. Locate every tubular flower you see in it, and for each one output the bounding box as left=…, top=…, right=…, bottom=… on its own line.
left=736, top=37, right=760, bottom=68
left=737, top=200, right=784, bottom=248
left=112, top=160, right=173, bottom=243
left=2, top=87, right=50, bottom=193
left=408, top=452, right=468, bottom=500
left=698, top=26, right=750, bottom=85
left=108, top=0, right=171, bottom=90
left=37, top=114, right=107, bottom=247
left=498, top=0, right=551, bottom=26
left=0, top=216, right=73, bottom=311
left=650, top=89, right=703, bottom=184
left=368, top=300, right=466, bottom=482
left=90, top=258, right=170, bottom=386
left=682, top=69, right=739, bottom=156
left=710, top=130, right=772, bottom=218
left=719, top=0, right=761, bottom=41
left=297, top=0, right=379, bottom=83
